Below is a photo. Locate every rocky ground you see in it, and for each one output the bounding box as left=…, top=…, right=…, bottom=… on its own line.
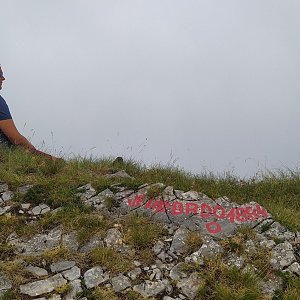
left=0, top=172, right=299, bottom=300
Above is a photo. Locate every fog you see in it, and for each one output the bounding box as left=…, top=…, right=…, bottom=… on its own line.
left=1, top=0, right=299, bottom=178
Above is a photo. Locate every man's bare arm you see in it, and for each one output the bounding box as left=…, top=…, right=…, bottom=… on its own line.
left=0, top=119, right=57, bottom=160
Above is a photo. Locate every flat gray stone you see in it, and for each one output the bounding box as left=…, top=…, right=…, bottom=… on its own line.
left=50, top=261, right=76, bottom=273
left=177, top=272, right=203, bottom=300
left=21, top=203, right=31, bottom=210
left=78, top=234, right=104, bottom=253
left=62, top=266, right=81, bottom=281
left=127, top=268, right=142, bottom=280
left=84, top=267, right=109, bottom=289
left=31, top=204, right=51, bottom=215
left=263, top=222, right=295, bottom=241
left=284, top=262, right=300, bottom=276
left=111, top=275, right=131, bottom=292
left=259, top=276, right=283, bottom=298
left=25, top=265, right=48, bottom=277
left=170, top=226, right=190, bottom=254
left=17, top=185, right=33, bottom=194
left=65, top=279, right=82, bottom=300
left=270, top=242, right=296, bottom=270
left=104, top=228, right=122, bottom=248
left=170, top=262, right=188, bottom=280
left=197, top=236, right=224, bottom=258
left=19, top=273, right=67, bottom=297
left=61, top=232, right=79, bottom=253
left=0, top=183, right=9, bottom=193
left=0, top=272, right=12, bottom=292
left=1, top=191, right=14, bottom=202
left=8, top=227, right=62, bottom=256
left=133, top=280, right=167, bottom=298
left=0, top=206, right=10, bottom=216
left=153, top=240, right=165, bottom=255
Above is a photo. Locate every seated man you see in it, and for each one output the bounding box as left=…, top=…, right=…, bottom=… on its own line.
left=0, top=65, right=60, bottom=161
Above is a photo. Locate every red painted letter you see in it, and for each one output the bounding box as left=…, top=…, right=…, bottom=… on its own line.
left=172, top=201, right=184, bottom=216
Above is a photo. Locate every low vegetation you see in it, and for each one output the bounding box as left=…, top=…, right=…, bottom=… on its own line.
left=0, top=144, right=299, bottom=299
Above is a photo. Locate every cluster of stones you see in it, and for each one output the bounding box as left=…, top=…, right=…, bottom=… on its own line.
left=0, top=173, right=300, bottom=299
left=0, top=183, right=52, bottom=219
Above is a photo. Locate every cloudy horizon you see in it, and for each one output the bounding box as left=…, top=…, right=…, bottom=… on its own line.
left=1, top=0, right=299, bottom=179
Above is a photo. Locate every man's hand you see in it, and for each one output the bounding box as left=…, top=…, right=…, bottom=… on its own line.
left=38, top=151, right=64, bottom=162
left=0, top=119, right=65, bottom=163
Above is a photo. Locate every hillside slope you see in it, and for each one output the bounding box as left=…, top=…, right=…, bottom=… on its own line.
left=0, top=145, right=299, bottom=299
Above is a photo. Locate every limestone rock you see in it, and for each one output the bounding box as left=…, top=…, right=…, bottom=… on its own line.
left=61, top=232, right=79, bottom=252
left=50, top=261, right=76, bottom=273
left=1, top=191, right=14, bottom=201
left=25, top=265, right=48, bottom=277
left=270, top=242, right=296, bottom=270
left=8, top=227, right=62, bottom=256
left=105, top=228, right=123, bottom=248
left=84, top=267, right=109, bottom=289
left=65, top=279, right=82, bottom=300
left=127, top=267, right=142, bottom=280
left=170, top=226, right=190, bottom=254
left=177, top=272, right=203, bottom=300
left=0, top=183, right=9, bottom=193
left=19, top=273, right=67, bottom=297
left=169, top=262, right=188, bottom=280
left=78, top=234, right=104, bottom=253
left=62, top=266, right=81, bottom=281
left=0, top=272, right=12, bottom=293
left=111, top=275, right=131, bottom=292
left=30, top=203, right=51, bottom=215
left=133, top=280, right=167, bottom=298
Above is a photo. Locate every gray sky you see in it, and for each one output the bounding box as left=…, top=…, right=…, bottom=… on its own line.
left=1, top=0, right=299, bottom=178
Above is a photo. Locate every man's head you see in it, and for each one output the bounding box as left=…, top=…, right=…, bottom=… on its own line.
left=0, top=66, right=5, bottom=90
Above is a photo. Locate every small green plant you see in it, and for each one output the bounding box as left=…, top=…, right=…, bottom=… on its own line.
left=0, top=243, right=16, bottom=261
left=236, top=225, right=256, bottom=240
left=246, top=247, right=273, bottom=279
left=23, top=184, right=51, bottom=206
left=138, top=247, right=156, bottom=265
left=273, top=237, right=285, bottom=244
left=124, top=290, right=156, bottom=300
left=89, top=247, right=134, bottom=273
left=104, top=195, right=119, bottom=211
left=146, top=185, right=165, bottom=199
left=220, top=235, right=245, bottom=254
left=123, top=212, right=166, bottom=249
left=196, top=257, right=263, bottom=300
left=0, top=290, right=18, bottom=300
left=186, top=231, right=203, bottom=254
left=55, top=282, right=72, bottom=295
left=260, top=222, right=272, bottom=233
left=0, top=260, right=30, bottom=287
left=92, top=287, right=119, bottom=300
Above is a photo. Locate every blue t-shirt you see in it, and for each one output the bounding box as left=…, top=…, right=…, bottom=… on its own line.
left=0, top=95, right=13, bottom=146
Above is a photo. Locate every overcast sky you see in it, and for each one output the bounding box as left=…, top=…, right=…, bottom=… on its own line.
left=1, top=0, right=299, bottom=178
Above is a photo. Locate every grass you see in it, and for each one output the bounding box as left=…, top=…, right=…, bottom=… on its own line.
left=0, top=243, right=16, bottom=260
left=0, top=145, right=299, bottom=232
left=122, top=212, right=167, bottom=249
left=0, top=145, right=299, bottom=299
left=77, top=287, right=156, bottom=300
left=89, top=246, right=134, bottom=274
left=194, top=256, right=265, bottom=300
left=186, top=231, right=203, bottom=254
